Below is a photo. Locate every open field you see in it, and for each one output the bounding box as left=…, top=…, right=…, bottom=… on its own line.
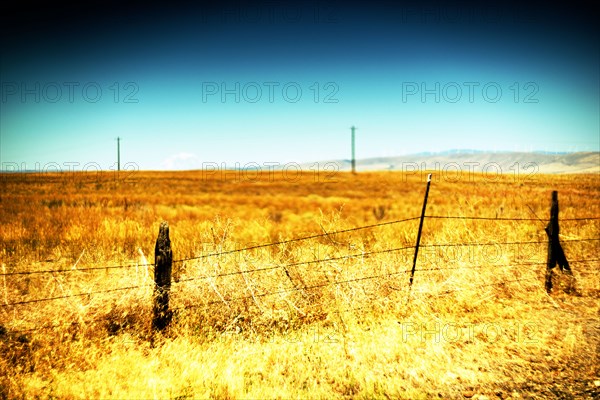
left=1, top=169, right=599, bottom=399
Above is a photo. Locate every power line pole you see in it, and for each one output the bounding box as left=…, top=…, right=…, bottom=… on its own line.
left=350, top=126, right=356, bottom=174
left=116, top=137, right=121, bottom=172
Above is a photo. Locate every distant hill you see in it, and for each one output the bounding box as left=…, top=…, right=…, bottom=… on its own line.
left=308, top=151, right=600, bottom=174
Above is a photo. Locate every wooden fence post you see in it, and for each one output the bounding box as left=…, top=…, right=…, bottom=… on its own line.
left=153, top=221, right=173, bottom=332
left=408, top=173, right=432, bottom=298
left=544, top=191, right=572, bottom=293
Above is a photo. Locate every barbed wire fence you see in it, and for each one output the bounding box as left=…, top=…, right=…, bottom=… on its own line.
left=1, top=189, right=598, bottom=336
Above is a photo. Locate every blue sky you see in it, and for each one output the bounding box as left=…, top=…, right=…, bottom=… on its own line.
left=1, top=1, right=598, bottom=171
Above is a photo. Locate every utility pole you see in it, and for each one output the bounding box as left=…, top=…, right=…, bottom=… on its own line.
left=350, top=126, right=356, bottom=174
left=116, top=137, right=121, bottom=172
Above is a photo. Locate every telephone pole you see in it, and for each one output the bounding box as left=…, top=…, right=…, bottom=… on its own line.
left=116, top=137, right=121, bottom=172
left=350, top=126, right=356, bottom=174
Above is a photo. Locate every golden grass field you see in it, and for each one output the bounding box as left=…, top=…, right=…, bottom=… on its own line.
left=1, top=168, right=599, bottom=399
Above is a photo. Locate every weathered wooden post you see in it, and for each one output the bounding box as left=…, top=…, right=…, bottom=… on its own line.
left=408, top=173, right=432, bottom=299
left=153, top=221, right=173, bottom=332
left=544, top=191, right=572, bottom=293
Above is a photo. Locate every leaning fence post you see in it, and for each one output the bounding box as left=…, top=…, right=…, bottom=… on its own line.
left=408, top=173, right=432, bottom=298
left=544, top=191, right=572, bottom=293
left=153, top=221, right=173, bottom=332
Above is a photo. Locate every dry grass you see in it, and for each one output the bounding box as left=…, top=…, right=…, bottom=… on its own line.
left=1, top=169, right=599, bottom=399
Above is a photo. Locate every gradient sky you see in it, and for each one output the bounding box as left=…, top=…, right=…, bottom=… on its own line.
left=1, top=1, right=598, bottom=170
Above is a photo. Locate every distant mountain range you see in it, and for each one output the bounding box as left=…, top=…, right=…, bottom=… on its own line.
left=306, top=151, right=600, bottom=174
left=2, top=151, right=598, bottom=174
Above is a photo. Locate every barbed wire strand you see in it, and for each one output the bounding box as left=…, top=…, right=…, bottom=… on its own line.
left=0, top=216, right=421, bottom=277
left=0, top=262, right=156, bottom=277
left=420, top=237, right=599, bottom=249
left=2, top=204, right=598, bottom=333
left=415, top=259, right=599, bottom=273
left=426, top=216, right=600, bottom=222
left=0, top=283, right=154, bottom=307
left=5, top=258, right=598, bottom=334
left=178, top=245, right=416, bottom=284
left=3, top=216, right=597, bottom=277
left=172, top=216, right=421, bottom=264
left=3, top=250, right=597, bottom=309
left=429, top=277, right=540, bottom=295
left=174, top=258, right=598, bottom=313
